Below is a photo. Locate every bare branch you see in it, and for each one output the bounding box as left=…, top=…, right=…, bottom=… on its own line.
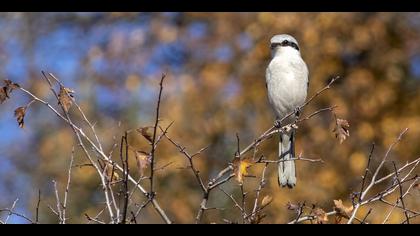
left=149, top=73, right=166, bottom=195
left=347, top=128, right=409, bottom=224
left=62, top=147, right=75, bottom=224
left=4, top=198, right=19, bottom=224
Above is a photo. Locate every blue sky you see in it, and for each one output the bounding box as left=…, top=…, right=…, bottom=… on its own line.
left=0, top=13, right=247, bottom=223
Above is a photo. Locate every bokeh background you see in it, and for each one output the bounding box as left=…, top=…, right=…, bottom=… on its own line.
left=0, top=12, right=419, bottom=224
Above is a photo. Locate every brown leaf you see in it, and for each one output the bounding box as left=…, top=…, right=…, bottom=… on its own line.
left=333, top=118, right=350, bottom=144
left=0, top=87, right=8, bottom=104
left=136, top=127, right=153, bottom=143
left=58, top=86, right=74, bottom=113
left=135, top=150, right=151, bottom=176
left=333, top=199, right=354, bottom=220
left=14, top=107, right=26, bottom=128
left=232, top=157, right=253, bottom=184
left=286, top=202, right=300, bottom=211
left=261, top=195, right=273, bottom=209
left=104, top=162, right=120, bottom=182
left=4, top=79, right=20, bottom=90
left=1, top=80, right=21, bottom=104
left=313, top=207, right=329, bottom=224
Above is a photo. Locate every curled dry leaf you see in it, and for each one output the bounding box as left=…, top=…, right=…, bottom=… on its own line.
left=333, top=199, right=354, bottom=219
left=1, top=79, right=20, bottom=104
left=135, top=150, right=151, bottom=176
left=0, top=87, right=8, bottom=104
left=313, top=207, right=328, bottom=224
left=58, top=86, right=75, bottom=113
left=136, top=127, right=153, bottom=143
left=232, top=157, right=253, bottom=184
left=333, top=118, right=350, bottom=144
left=4, top=79, right=20, bottom=90
left=261, top=195, right=273, bottom=209
left=14, top=106, right=26, bottom=128
left=105, top=162, right=120, bottom=182
left=286, top=202, right=300, bottom=211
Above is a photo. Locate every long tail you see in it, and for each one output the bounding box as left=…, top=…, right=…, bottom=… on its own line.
left=278, top=129, right=296, bottom=188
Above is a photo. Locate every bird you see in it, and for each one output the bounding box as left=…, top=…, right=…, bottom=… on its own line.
left=265, top=34, right=309, bottom=188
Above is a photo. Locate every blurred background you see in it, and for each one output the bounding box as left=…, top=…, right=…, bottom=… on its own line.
left=0, top=12, right=419, bottom=224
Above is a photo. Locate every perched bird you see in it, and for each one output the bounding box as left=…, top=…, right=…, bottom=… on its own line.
left=265, top=34, right=309, bottom=188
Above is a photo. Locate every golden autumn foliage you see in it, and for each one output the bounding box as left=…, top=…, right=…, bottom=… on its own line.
left=0, top=12, right=419, bottom=224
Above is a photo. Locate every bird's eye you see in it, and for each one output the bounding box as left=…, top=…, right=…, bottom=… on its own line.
left=290, top=42, right=299, bottom=51
left=281, top=40, right=289, bottom=46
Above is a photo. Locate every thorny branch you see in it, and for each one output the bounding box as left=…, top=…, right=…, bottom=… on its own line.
left=149, top=73, right=166, bottom=198
left=16, top=73, right=171, bottom=224
left=2, top=73, right=419, bottom=224
left=288, top=129, right=419, bottom=224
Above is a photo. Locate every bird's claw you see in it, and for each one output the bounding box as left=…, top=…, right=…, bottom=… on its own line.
left=274, top=119, right=282, bottom=128
left=293, top=107, right=301, bottom=118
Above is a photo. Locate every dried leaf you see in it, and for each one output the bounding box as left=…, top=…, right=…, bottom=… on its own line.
left=233, top=157, right=253, bottom=184
left=137, top=127, right=153, bottom=143
left=313, top=207, right=328, bottom=224
left=333, top=199, right=354, bottom=219
left=333, top=118, right=350, bottom=144
left=58, top=86, right=74, bottom=113
left=261, top=195, right=273, bottom=208
left=286, top=202, right=300, bottom=211
left=1, top=80, right=21, bottom=104
left=105, top=162, right=120, bottom=182
left=135, top=150, right=151, bottom=176
left=0, top=87, right=8, bottom=104
left=14, top=107, right=26, bottom=128
left=4, top=79, right=20, bottom=90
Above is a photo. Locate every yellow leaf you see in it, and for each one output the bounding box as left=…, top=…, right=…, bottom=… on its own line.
left=233, top=157, right=253, bottom=184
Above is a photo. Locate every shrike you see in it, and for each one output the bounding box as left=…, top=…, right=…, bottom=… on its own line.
left=265, top=34, right=309, bottom=188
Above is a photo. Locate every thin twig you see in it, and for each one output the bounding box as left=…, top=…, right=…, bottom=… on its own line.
left=85, top=213, right=106, bottom=224
left=120, top=132, right=130, bottom=224
left=249, top=163, right=269, bottom=221
left=347, top=128, right=409, bottom=224
left=52, top=180, right=63, bottom=223
left=35, top=190, right=41, bottom=224
left=359, top=143, right=375, bottom=202
left=0, top=208, right=34, bottom=224
left=62, top=147, right=75, bottom=224
left=149, top=73, right=166, bottom=196
left=392, top=161, right=410, bottom=224
left=361, top=208, right=372, bottom=224
left=4, top=198, right=19, bottom=224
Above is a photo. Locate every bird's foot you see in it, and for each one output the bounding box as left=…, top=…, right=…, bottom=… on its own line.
left=293, top=107, right=302, bottom=118
left=274, top=119, right=282, bottom=129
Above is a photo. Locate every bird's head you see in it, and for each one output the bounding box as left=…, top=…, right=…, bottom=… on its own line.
left=270, top=34, right=300, bottom=57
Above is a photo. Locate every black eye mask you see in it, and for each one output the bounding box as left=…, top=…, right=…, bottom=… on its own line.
left=270, top=40, right=300, bottom=51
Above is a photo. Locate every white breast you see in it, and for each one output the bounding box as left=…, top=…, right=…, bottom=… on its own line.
left=266, top=49, right=309, bottom=121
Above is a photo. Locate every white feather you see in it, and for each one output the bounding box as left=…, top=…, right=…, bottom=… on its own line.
left=265, top=34, right=309, bottom=188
